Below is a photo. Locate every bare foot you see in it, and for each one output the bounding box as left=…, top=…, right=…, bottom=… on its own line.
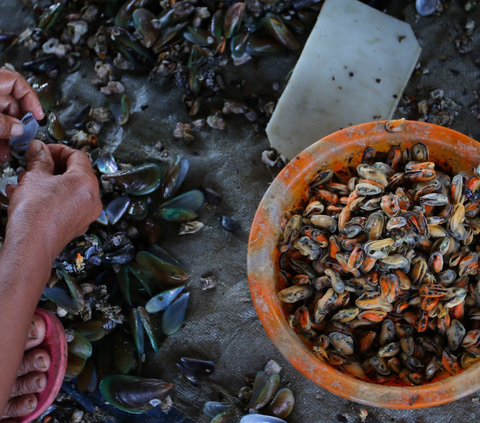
left=1, top=314, right=51, bottom=422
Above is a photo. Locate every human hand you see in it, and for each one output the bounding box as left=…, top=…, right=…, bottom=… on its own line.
left=4, top=140, right=102, bottom=263
left=0, top=69, right=44, bottom=163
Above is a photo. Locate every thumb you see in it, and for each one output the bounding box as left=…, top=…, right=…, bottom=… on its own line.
left=0, top=113, right=23, bottom=139
left=26, top=140, right=54, bottom=174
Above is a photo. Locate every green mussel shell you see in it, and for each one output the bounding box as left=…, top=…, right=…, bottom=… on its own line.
left=68, top=331, right=93, bottom=359
left=100, top=375, right=173, bottom=414
left=136, top=251, right=189, bottom=285
left=113, top=331, right=136, bottom=374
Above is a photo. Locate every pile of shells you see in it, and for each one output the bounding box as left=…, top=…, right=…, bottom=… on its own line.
left=277, top=140, right=480, bottom=386
left=0, top=106, right=213, bottom=413
left=204, top=360, right=295, bottom=423
left=4, top=0, right=323, bottom=132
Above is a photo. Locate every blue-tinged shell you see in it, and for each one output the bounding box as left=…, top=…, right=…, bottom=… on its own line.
left=42, top=286, right=78, bottom=313
left=160, top=189, right=205, bottom=211
left=96, top=209, right=108, bottom=225
left=97, top=151, right=118, bottom=174
left=8, top=112, right=39, bottom=151
left=90, top=148, right=101, bottom=167
left=145, top=286, right=185, bottom=313
left=138, top=306, right=160, bottom=353
left=203, top=402, right=233, bottom=419
left=239, top=415, right=287, bottom=423
left=106, top=196, right=131, bottom=224
left=0, top=175, right=17, bottom=197
left=162, top=292, right=190, bottom=335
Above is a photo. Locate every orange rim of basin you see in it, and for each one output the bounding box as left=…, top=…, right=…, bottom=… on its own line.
left=247, top=120, right=480, bottom=409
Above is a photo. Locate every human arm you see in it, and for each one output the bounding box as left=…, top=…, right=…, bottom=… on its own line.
left=0, top=141, right=102, bottom=415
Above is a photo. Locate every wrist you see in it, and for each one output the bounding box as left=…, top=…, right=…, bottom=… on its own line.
left=2, top=224, right=56, bottom=274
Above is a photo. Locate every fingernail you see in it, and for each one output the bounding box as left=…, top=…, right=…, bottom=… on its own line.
left=29, top=139, right=44, bottom=155
left=36, top=356, right=46, bottom=369
left=28, top=322, right=38, bottom=339
left=26, top=399, right=35, bottom=411
left=11, top=122, right=24, bottom=136
left=36, top=377, right=43, bottom=389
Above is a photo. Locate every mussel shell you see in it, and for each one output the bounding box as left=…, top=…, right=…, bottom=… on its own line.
left=42, top=285, right=78, bottom=313
left=132, top=8, right=159, bottom=48
left=266, top=387, right=295, bottom=419
left=77, top=359, right=97, bottom=393
left=252, top=373, right=280, bottom=409
left=329, top=332, right=354, bottom=355
left=138, top=307, right=160, bottom=353
left=158, top=208, right=198, bottom=222
left=145, top=286, right=185, bottom=313
left=66, top=354, right=86, bottom=378
left=162, top=292, right=190, bottom=335
left=446, top=319, right=466, bottom=351
left=68, top=331, right=93, bottom=359
left=160, top=189, right=205, bottom=212
left=240, top=416, right=287, bottom=423
left=103, top=163, right=162, bottom=196
left=177, top=363, right=199, bottom=386
left=74, top=320, right=106, bottom=342
left=161, top=157, right=189, bottom=200
left=23, top=54, right=58, bottom=73
left=100, top=375, right=173, bottom=414
left=128, top=199, right=149, bottom=220
left=8, top=112, right=38, bottom=151
left=47, top=112, right=66, bottom=141
left=203, top=402, right=233, bottom=418
left=130, top=308, right=145, bottom=358
left=179, top=357, right=216, bottom=378
left=262, top=13, right=299, bottom=50
left=97, top=151, right=118, bottom=174
left=136, top=251, right=189, bottom=285
left=113, top=331, right=136, bottom=374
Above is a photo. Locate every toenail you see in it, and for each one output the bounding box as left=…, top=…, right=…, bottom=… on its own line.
left=27, top=399, right=35, bottom=410
left=28, top=322, right=38, bottom=339
left=36, top=356, right=46, bottom=369
left=36, top=378, right=43, bottom=389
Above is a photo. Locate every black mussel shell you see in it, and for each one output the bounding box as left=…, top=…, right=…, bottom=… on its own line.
left=180, top=357, right=216, bottom=378
left=220, top=216, right=240, bottom=233
left=100, top=375, right=173, bottom=414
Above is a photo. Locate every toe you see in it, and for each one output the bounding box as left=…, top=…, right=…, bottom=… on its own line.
left=2, top=394, right=37, bottom=418
left=11, top=372, right=47, bottom=397
left=17, top=348, right=51, bottom=376
left=25, top=314, right=46, bottom=350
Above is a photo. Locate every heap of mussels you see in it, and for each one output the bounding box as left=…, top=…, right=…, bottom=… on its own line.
left=2, top=0, right=322, bottom=131
left=3, top=107, right=210, bottom=413
left=204, top=360, right=295, bottom=423
left=278, top=137, right=480, bottom=386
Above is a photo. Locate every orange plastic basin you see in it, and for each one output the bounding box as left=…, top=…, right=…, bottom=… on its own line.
left=247, top=120, right=480, bottom=408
